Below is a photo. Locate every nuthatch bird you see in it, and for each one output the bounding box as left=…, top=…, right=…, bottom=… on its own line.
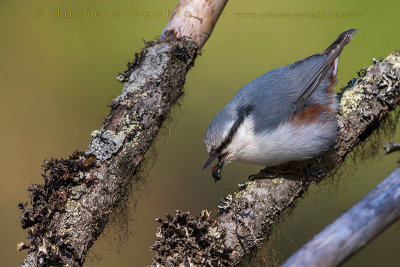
left=203, top=29, right=357, bottom=181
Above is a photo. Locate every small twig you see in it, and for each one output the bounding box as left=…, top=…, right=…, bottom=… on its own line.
left=384, top=142, right=400, bottom=154
left=16, top=242, right=29, bottom=252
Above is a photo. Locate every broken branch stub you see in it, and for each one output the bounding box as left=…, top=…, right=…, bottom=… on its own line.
left=162, top=0, right=228, bottom=49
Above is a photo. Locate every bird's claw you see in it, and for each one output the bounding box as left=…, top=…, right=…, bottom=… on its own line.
left=248, top=162, right=307, bottom=181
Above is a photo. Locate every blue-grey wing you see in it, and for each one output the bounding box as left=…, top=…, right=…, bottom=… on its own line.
left=230, top=29, right=356, bottom=134
left=294, top=29, right=357, bottom=111
left=229, top=66, right=300, bottom=133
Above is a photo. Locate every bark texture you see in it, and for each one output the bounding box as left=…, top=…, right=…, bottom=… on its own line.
left=20, top=36, right=197, bottom=267
left=282, top=167, right=400, bottom=267
left=19, top=0, right=228, bottom=265
left=151, top=52, right=400, bottom=266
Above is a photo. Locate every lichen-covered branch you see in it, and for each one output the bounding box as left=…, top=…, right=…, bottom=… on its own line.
left=19, top=0, right=228, bottom=266
left=151, top=52, right=400, bottom=266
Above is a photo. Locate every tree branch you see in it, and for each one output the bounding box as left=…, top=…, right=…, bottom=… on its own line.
left=151, top=52, right=400, bottom=266
left=19, top=0, right=228, bottom=266
left=282, top=167, right=400, bottom=267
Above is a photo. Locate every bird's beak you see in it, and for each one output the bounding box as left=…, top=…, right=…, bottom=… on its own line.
left=202, top=154, right=217, bottom=170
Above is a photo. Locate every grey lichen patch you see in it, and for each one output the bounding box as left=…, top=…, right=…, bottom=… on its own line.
left=121, top=110, right=143, bottom=132
left=218, top=194, right=233, bottom=210
left=22, top=251, right=38, bottom=267
left=93, top=96, right=144, bottom=163
left=387, top=52, right=400, bottom=70
left=151, top=210, right=232, bottom=267
left=236, top=181, right=257, bottom=195
left=115, top=42, right=173, bottom=103
left=339, top=52, right=400, bottom=120
left=86, top=130, right=126, bottom=161
left=339, top=83, right=364, bottom=118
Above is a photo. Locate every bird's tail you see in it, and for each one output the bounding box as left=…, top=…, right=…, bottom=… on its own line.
left=322, top=29, right=357, bottom=58
left=294, top=29, right=357, bottom=110
left=321, top=29, right=357, bottom=83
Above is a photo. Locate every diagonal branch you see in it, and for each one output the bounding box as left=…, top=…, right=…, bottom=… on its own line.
left=151, top=52, right=400, bottom=266
left=19, top=0, right=228, bottom=266
left=282, top=166, right=400, bottom=267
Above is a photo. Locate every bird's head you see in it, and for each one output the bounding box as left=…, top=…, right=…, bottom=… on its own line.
left=203, top=126, right=231, bottom=182
left=203, top=104, right=253, bottom=181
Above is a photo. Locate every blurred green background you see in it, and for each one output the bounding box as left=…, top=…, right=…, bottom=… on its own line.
left=1, top=0, right=400, bottom=266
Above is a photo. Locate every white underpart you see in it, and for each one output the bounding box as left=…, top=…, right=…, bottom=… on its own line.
left=330, top=58, right=339, bottom=112
left=332, top=57, right=339, bottom=77
left=226, top=117, right=337, bottom=167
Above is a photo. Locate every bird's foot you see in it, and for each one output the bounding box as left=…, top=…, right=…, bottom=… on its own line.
left=248, top=162, right=307, bottom=181
left=248, top=166, right=280, bottom=181
left=282, top=162, right=308, bottom=179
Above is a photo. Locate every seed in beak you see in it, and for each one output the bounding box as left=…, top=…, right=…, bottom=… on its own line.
left=211, top=164, right=222, bottom=182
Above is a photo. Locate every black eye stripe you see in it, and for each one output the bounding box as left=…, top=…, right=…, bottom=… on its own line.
left=215, top=105, right=253, bottom=155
